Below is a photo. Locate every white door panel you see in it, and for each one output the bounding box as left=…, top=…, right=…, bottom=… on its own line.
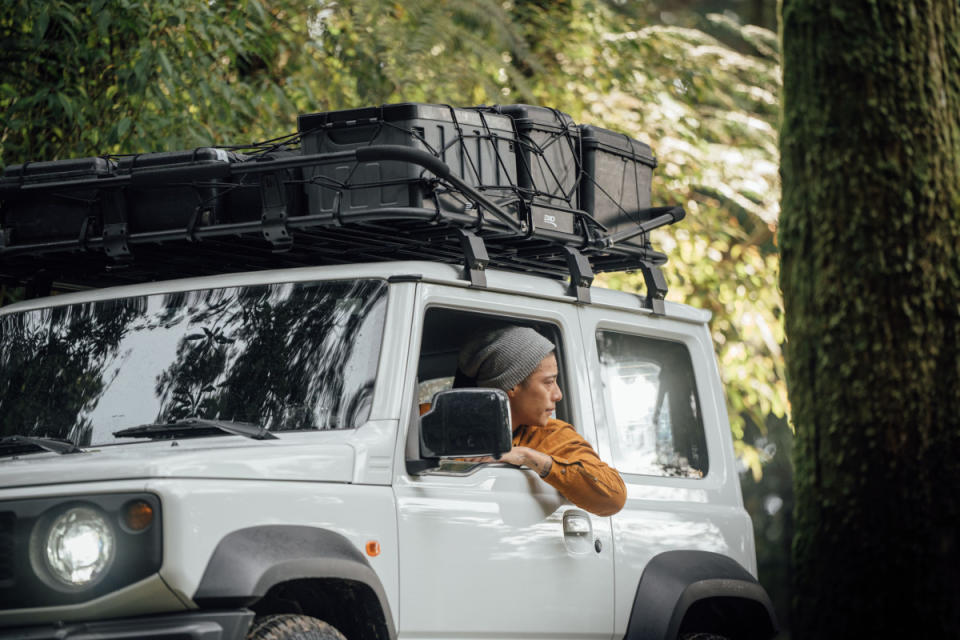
left=396, top=467, right=613, bottom=639
left=577, top=305, right=754, bottom=636
left=395, top=283, right=615, bottom=639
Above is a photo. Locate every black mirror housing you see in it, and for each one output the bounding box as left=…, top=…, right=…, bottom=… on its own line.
left=419, top=388, right=512, bottom=459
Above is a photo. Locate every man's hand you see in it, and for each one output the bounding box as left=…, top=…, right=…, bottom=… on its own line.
left=464, top=446, right=553, bottom=478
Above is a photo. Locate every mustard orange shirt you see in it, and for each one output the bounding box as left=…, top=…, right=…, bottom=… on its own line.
left=513, top=418, right=627, bottom=517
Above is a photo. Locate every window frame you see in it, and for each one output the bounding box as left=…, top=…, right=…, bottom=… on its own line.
left=415, top=305, right=571, bottom=424
left=578, top=307, right=727, bottom=487
left=595, top=328, right=709, bottom=480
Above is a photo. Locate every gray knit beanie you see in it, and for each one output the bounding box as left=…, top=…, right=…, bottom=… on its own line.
left=458, top=327, right=555, bottom=391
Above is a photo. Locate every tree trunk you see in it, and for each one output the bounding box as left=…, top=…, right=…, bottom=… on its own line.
left=780, top=1, right=960, bottom=637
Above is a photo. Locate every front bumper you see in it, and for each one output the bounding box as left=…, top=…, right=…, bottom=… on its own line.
left=0, top=610, right=253, bottom=640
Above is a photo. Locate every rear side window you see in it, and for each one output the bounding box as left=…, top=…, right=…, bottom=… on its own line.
left=596, top=331, right=708, bottom=478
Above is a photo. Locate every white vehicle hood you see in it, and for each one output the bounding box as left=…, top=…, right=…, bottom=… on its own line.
left=0, top=433, right=355, bottom=489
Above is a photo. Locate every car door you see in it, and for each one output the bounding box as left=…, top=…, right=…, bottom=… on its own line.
left=577, top=302, right=759, bottom=637
left=393, top=281, right=615, bottom=640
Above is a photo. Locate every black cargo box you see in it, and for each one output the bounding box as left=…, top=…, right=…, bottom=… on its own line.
left=297, top=103, right=518, bottom=221
left=1, top=157, right=115, bottom=242
left=115, top=148, right=241, bottom=232
left=578, top=124, right=657, bottom=248
left=223, top=149, right=304, bottom=225
left=475, top=104, right=580, bottom=216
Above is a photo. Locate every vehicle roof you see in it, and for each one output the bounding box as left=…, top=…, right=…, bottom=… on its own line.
left=0, top=260, right=711, bottom=324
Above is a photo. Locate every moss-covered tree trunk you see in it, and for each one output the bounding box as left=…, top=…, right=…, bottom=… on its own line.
left=780, top=1, right=960, bottom=636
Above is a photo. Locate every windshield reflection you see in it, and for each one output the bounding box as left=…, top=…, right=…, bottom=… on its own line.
left=0, top=279, right=387, bottom=446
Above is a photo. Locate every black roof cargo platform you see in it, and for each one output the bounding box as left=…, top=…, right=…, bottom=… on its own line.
left=0, top=104, right=683, bottom=312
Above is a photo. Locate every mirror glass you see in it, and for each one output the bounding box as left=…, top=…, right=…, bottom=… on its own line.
left=420, top=388, right=512, bottom=458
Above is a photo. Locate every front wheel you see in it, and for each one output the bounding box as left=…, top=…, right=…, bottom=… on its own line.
left=247, top=614, right=348, bottom=640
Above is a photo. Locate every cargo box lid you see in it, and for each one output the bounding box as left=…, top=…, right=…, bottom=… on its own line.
left=478, top=104, right=576, bottom=134
left=3, top=157, right=115, bottom=184
left=579, top=125, right=657, bottom=167
left=298, top=103, right=512, bottom=133
left=115, top=148, right=237, bottom=169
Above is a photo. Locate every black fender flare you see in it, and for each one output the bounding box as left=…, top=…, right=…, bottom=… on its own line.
left=193, top=525, right=395, bottom=639
left=625, top=550, right=778, bottom=640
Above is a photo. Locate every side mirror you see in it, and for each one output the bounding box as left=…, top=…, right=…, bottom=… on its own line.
left=419, top=388, right=512, bottom=461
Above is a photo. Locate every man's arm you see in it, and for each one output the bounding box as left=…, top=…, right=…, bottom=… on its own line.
left=533, top=423, right=626, bottom=517
left=498, top=421, right=626, bottom=516
left=497, top=446, right=552, bottom=477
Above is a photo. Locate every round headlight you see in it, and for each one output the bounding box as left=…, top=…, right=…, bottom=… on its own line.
left=41, top=506, right=115, bottom=588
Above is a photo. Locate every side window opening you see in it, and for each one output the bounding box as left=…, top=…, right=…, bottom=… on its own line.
left=596, top=330, right=708, bottom=478
left=416, top=308, right=568, bottom=423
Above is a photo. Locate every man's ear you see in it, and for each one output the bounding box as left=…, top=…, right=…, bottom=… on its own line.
left=506, top=385, right=518, bottom=398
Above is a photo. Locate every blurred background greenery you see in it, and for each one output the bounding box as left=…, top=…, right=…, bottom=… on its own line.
left=1, top=0, right=790, bottom=632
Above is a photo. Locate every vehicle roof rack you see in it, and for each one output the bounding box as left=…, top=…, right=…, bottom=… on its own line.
left=0, top=105, right=684, bottom=312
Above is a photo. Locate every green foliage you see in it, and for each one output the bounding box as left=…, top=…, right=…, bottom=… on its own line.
left=1, top=0, right=325, bottom=164
left=1, top=0, right=785, bottom=477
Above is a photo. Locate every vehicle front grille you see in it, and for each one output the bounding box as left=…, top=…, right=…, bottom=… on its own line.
left=0, top=511, right=14, bottom=585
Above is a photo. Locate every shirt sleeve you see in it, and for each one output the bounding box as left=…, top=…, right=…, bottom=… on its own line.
left=529, top=422, right=627, bottom=516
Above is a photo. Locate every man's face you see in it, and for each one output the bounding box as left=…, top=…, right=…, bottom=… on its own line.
left=507, top=354, right=563, bottom=428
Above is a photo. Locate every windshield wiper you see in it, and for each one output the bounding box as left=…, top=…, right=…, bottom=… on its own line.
left=0, top=435, right=85, bottom=457
left=113, top=418, right=278, bottom=441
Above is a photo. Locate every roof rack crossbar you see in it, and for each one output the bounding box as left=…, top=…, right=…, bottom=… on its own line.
left=593, top=206, right=686, bottom=248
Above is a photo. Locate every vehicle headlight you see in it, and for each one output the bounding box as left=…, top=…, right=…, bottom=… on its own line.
left=30, top=506, right=116, bottom=590
left=4, top=493, right=161, bottom=610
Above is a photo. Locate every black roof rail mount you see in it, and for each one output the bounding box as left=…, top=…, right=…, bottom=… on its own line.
left=0, top=104, right=685, bottom=312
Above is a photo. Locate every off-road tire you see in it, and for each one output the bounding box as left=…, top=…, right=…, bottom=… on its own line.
left=246, top=614, right=348, bottom=640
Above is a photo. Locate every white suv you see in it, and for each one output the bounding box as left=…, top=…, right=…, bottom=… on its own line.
left=0, top=260, right=776, bottom=640
left=0, top=102, right=777, bottom=640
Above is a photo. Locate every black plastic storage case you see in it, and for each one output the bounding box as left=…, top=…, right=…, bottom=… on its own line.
left=297, top=104, right=518, bottom=221
left=578, top=124, right=657, bottom=247
left=116, top=148, right=242, bottom=232
left=475, top=104, right=580, bottom=231
left=1, top=158, right=116, bottom=242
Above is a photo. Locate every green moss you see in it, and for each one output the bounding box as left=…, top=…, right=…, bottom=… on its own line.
left=781, top=0, right=960, bottom=635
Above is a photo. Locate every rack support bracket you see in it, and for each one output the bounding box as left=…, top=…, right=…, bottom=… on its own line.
left=457, top=228, right=489, bottom=288
left=260, top=172, right=292, bottom=252
left=564, top=247, right=594, bottom=304
left=639, top=261, right=668, bottom=315
left=101, top=189, right=131, bottom=261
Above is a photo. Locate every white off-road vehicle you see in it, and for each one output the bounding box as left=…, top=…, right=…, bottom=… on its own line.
left=0, top=103, right=777, bottom=640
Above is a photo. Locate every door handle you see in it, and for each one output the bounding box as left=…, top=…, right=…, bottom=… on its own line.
left=562, top=509, right=594, bottom=555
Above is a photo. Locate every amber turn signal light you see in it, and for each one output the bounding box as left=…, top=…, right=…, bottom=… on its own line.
left=365, top=541, right=381, bottom=557
left=123, top=500, right=155, bottom=532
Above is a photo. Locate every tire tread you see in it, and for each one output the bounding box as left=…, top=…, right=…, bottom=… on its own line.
left=247, top=614, right=348, bottom=640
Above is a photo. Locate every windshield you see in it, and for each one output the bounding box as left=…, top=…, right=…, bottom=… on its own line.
left=0, top=278, right=387, bottom=446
